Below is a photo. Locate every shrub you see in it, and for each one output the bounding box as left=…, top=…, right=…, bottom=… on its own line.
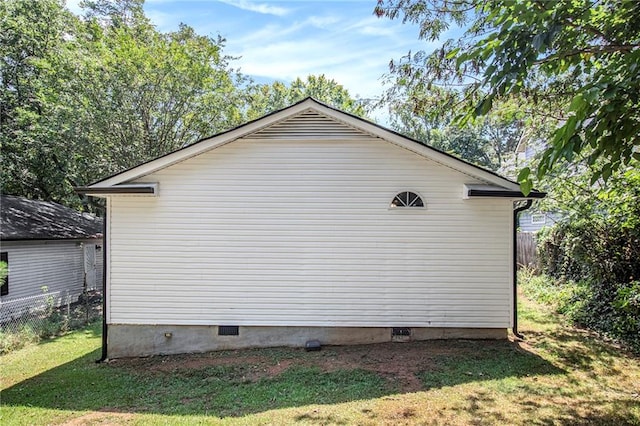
left=0, top=325, right=39, bottom=354
left=533, top=166, right=640, bottom=351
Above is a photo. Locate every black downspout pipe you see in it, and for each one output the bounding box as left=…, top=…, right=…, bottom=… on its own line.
left=512, top=199, right=533, bottom=340
left=96, top=206, right=108, bottom=363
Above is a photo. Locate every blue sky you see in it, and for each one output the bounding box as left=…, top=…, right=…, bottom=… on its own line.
left=66, top=0, right=452, bottom=102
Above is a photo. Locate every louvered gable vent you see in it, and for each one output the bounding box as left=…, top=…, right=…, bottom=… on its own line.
left=246, top=109, right=376, bottom=140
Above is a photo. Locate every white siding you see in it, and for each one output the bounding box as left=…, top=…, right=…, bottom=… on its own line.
left=0, top=240, right=101, bottom=305
left=108, top=127, right=514, bottom=328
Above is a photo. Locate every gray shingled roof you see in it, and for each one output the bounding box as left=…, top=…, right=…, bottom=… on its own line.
left=1, top=195, right=103, bottom=241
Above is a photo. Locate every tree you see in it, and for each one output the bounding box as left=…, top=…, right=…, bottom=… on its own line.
left=1, top=0, right=248, bottom=211
left=246, top=74, right=366, bottom=119
left=75, top=7, right=247, bottom=170
left=0, top=0, right=80, bottom=202
left=375, top=0, right=640, bottom=192
left=384, top=86, right=525, bottom=171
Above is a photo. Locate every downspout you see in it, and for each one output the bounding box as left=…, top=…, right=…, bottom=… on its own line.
left=96, top=205, right=108, bottom=363
left=512, top=199, right=533, bottom=340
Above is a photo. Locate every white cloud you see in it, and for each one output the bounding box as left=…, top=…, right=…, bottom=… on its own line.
left=307, top=15, right=341, bottom=29
left=138, top=1, right=434, bottom=103
left=227, top=11, right=435, bottom=100
left=218, top=0, right=290, bottom=17
left=146, top=9, right=176, bottom=31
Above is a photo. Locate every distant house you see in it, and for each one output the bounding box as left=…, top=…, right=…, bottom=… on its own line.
left=77, top=98, right=544, bottom=358
left=0, top=195, right=103, bottom=314
left=518, top=211, right=563, bottom=233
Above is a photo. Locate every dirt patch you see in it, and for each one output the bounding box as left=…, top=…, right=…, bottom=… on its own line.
left=106, top=339, right=513, bottom=392
left=305, top=342, right=449, bottom=392
left=61, top=409, right=134, bottom=425
left=109, top=351, right=270, bottom=372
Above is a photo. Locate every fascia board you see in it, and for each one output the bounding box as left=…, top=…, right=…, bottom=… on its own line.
left=75, top=183, right=158, bottom=197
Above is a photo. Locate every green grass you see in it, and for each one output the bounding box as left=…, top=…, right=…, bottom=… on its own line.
left=2, top=295, right=640, bottom=425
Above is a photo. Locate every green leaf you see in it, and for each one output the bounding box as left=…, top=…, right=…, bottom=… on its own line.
left=475, top=96, right=493, bottom=116
left=445, top=47, right=460, bottom=59
left=532, top=33, right=544, bottom=51
left=517, top=167, right=531, bottom=183
left=520, top=179, right=533, bottom=196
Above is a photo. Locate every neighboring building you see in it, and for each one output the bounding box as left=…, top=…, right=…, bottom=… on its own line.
left=77, top=98, right=544, bottom=358
left=0, top=195, right=103, bottom=319
left=519, top=211, right=563, bottom=233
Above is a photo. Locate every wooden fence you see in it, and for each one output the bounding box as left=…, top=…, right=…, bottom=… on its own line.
left=517, top=232, right=538, bottom=269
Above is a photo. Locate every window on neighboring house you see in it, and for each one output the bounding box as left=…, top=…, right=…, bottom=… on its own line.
left=390, top=191, right=424, bottom=208
left=531, top=214, right=546, bottom=225
left=1, top=252, right=8, bottom=296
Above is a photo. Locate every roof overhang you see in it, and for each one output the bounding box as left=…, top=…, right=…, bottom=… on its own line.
left=463, top=184, right=546, bottom=199
left=79, top=99, right=527, bottom=193
left=74, top=183, right=158, bottom=197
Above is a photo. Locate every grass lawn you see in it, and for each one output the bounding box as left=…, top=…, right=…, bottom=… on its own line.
left=1, top=295, right=639, bottom=425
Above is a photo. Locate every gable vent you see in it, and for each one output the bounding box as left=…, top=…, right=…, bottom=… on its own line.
left=247, top=109, right=376, bottom=140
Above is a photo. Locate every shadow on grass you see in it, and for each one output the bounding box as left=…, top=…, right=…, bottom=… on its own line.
left=1, top=339, right=564, bottom=418
left=417, top=339, right=563, bottom=389
left=445, top=388, right=640, bottom=426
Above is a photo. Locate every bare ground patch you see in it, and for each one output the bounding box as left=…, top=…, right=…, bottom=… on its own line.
left=60, top=409, right=134, bottom=426
left=106, top=339, right=513, bottom=393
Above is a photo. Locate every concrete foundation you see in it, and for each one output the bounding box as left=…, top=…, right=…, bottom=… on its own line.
left=107, top=324, right=507, bottom=358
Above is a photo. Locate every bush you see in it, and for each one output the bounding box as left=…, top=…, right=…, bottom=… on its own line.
left=533, top=166, right=640, bottom=351
left=0, top=325, right=39, bottom=354
left=535, top=219, right=640, bottom=351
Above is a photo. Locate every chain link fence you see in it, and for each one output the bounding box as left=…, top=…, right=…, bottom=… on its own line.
left=0, top=290, right=102, bottom=353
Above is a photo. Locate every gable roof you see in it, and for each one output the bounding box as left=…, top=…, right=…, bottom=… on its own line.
left=76, top=98, right=541, bottom=197
left=1, top=195, right=103, bottom=241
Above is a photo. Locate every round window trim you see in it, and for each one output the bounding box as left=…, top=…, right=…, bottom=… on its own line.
left=390, top=191, right=424, bottom=208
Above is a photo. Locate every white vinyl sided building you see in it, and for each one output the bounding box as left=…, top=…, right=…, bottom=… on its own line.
left=0, top=195, right=103, bottom=321
left=77, top=98, right=544, bottom=359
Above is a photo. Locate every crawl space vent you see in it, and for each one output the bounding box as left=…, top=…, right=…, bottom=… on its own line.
left=392, top=327, right=411, bottom=337
left=218, top=326, right=239, bottom=336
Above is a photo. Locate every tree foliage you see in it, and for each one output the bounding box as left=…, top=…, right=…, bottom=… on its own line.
left=536, top=163, right=640, bottom=349
left=375, top=0, right=640, bottom=192
left=384, top=86, right=525, bottom=171
left=246, top=74, right=366, bottom=120
left=1, top=0, right=77, bottom=202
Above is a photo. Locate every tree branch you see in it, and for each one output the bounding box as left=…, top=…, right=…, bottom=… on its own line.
left=535, top=44, right=639, bottom=65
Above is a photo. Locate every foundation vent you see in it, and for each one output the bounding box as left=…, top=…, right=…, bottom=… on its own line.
left=392, top=327, right=411, bottom=336
left=392, top=327, right=411, bottom=342
left=218, top=326, right=239, bottom=336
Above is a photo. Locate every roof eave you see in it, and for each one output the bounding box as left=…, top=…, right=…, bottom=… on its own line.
left=1, top=235, right=104, bottom=242
left=466, top=189, right=547, bottom=199
left=74, top=183, right=158, bottom=196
